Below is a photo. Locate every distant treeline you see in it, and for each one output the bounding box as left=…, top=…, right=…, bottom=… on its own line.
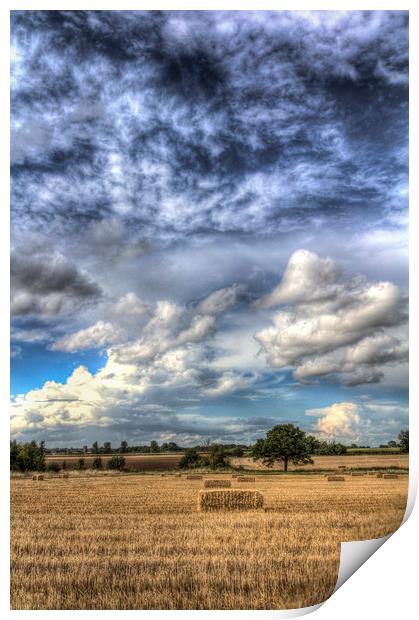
left=10, top=429, right=408, bottom=472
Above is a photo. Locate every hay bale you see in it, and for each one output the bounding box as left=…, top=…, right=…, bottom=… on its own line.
left=236, top=476, right=256, bottom=482
left=351, top=472, right=364, bottom=476
left=376, top=473, right=384, bottom=478
left=204, top=479, right=232, bottom=488
left=383, top=474, right=399, bottom=479
left=37, top=474, right=44, bottom=481
left=198, top=489, right=264, bottom=512
left=186, top=474, right=203, bottom=480
left=32, top=474, right=37, bottom=480
left=338, top=465, right=347, bottom=469
left=327, top=476, right=345, bottom=481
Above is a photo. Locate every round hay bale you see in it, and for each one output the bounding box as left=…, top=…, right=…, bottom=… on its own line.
left=198, top=489, right=264, bottom=512
left=204, top=479, right=231, bottom=488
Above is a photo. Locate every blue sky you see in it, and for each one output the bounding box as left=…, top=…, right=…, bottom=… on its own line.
left=10, top=11, right=408, bottom=446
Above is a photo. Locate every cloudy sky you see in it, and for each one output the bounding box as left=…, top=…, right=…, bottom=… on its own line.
left=10, top=10, right=408, bottom=447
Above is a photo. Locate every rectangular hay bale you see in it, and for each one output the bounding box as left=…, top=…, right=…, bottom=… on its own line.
left=198, top=489, right=264, bottom=512
left=186, top=474, right=203, bottom=480
left=383, top=474, right=399, bottom=479
left=327, top=476, right=345, bottom=481
left=236, top=476, right=256, bottom=482
left=351, top=472, right=364, bottom=476
left=204, top=479, right=231, bottom=488
left=338, top=465, right=347, bottom=469
left=376, top=473, right=384, bottom=478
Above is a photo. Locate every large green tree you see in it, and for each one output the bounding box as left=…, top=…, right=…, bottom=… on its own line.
left=252, top=424, right=314, bottom=472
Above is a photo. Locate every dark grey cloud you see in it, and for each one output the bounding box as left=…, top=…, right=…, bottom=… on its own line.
left=11, top=245, right=101, bottom=316
left=11, top=10, right=408, bottom=240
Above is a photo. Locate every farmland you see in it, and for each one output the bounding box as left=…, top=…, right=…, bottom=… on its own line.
left=11, top=471, right=408, bottom=610
left=45, top=452, right=409, bottom=472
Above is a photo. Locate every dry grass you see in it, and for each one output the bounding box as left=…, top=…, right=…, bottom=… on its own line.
left=11, top=473, right=408, bottom=610
left=199, top=489, right=264, bottom=511
left=203, top=479, right=231, bottom=488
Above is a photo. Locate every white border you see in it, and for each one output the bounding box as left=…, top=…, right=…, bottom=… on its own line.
left=2, top=2, right=416, bottom=618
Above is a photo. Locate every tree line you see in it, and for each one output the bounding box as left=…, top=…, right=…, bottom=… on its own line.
left=10, top=426, right=409, bottom=472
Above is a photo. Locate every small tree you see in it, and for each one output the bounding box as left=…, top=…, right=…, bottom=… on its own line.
left=398, top=429, right=409, bottom=453
left=120, top=441, right=128, bottom=453
left=92, top=456, right=103, bottom=470
left=150, top=440, right=159, bottom=453
left=208, top=444, right=229, bottom=469
left=179, top=448, right=201, bottom=469
left=252, top=424, right=314, bottom=472
left=92, top=441, right=99, bottom=454
left=107, top=455, right=126, bottom=471
left=103, top=442, right=112, bottom=454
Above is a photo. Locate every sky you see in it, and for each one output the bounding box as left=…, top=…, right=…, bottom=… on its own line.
left=10, top=10, right=408, bottom=447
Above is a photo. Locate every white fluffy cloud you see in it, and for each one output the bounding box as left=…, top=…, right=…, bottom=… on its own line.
left=306, top=402, right=362, bottom=443
left=11, top=285, right=248, bottom=437
left=254, top=250, right=408, bottom=385
left=306, top=400, right=408, bottom=445
left=51, top=320, right=127, bottom=353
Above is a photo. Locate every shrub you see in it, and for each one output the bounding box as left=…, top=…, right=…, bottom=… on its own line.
left=107, top=455, right=126, bottom=471
left=76, top=458, right=85, bottom=471
left=92, top=456, right=103, bottom=470
left=46, top=462, right=61, bottom=473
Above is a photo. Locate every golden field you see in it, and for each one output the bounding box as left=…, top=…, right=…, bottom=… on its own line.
left=11, top=472, right=408, bottom=610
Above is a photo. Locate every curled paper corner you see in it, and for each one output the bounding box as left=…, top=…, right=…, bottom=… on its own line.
left=333, top=471, right=416, bottom=596
left=333, top=534, right=391, bottom=593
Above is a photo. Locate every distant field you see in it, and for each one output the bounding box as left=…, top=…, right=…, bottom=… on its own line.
left=11, top=473, right=408, bottom=609
left=45, top=453, right=409, bottom=472
left=46, top=454, right=182, bottom=470
left=232, top=454, right=409, bottom=472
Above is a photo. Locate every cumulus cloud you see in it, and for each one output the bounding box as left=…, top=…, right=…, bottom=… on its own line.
left=196, top=285, right=242, bottom=315
left=51, top=320, right=127, bottom=352
left=306, top=399, right=408, bottom=445
left=255, top=250, right=408, bottom=385
left=306, top=401, right=362, bottom=443
left=11, top=284, right=247, bottom=438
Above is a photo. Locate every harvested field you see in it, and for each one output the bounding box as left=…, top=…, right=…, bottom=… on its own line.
left=11, top=473, right=408, bottom=610
left=203, top=479, right=231, bottom=488
left=231, top=454, right=409, bottom=472
left=46, top=454, right=182, bottom=471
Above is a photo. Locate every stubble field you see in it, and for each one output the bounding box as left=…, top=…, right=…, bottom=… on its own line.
left=11, top=472, right=408, bottom=610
